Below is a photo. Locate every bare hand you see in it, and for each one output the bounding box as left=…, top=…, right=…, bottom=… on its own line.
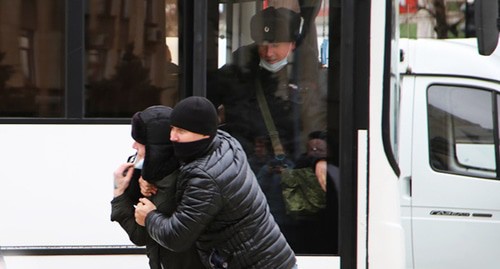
left=139, top=177, right=158, bottom=197
left=135, top=198, right=157, bottom=226
left=315, top=160, right=327, bottom=192
left=113, top=163, right=135, bottom=197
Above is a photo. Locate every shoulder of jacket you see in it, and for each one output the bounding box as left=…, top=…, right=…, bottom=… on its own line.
left=154, top=170, right=179, bottom=189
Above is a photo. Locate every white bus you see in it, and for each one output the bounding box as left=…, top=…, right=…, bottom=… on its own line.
left=0, top=0, right=498, bottom=269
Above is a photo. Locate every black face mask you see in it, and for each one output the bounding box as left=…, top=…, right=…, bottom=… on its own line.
left=172, top=137, right=212, bottom=163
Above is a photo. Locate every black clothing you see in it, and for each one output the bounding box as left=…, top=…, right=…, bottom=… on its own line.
left=209, top=44, right=299, bottom=160
left=145, top=131, right=296, bottom=269
left=208, top=43, right=300, bottom=238
left=112, top=105, right=203, bottom=269
left=170, top=96, right=218, bottom=137
left=111, top=169, right=204, bottom=269
left=131, top=106, right=179, bottom=183
left=172, top=137, right=213, bottom=163
left=131, top=106, right=173, bottom=146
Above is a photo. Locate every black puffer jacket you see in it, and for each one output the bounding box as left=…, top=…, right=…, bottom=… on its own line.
left=146, top=130, right=296, bottom=269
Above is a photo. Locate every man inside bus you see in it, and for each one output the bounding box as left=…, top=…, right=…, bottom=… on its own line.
left=207, top=5, right=332, bottom=253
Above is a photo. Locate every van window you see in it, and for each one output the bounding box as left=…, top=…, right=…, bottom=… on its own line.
left=427, top=85, right=496, bottom=178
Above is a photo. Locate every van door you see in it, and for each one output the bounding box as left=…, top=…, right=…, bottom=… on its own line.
left=410, top=76, right=500, bottom=269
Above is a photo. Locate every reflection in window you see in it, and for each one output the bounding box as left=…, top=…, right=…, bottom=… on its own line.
left=0, top=0, right=65, bottom=117
left=85, top=0, right=179, bottom=118
left=94, top=0, right=112, bottom=16
left=19, top=31, right=35, bottom=84
left=121, top=0, right=131, bottom=19
left=208, top=1, right=335, bottom=255
left=428, top=85, right=496, bottom=178
left=399, top=0, right=472, bottom=39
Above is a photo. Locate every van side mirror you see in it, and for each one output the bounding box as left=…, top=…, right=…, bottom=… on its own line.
left=475, top=0, right=499, bottom=55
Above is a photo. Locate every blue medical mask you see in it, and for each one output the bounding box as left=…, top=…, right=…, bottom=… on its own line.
left=134, top=158, right=144, bottom=169
left=259, top=57, right=288, bottom=73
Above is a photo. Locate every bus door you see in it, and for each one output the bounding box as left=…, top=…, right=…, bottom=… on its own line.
left=207, top=0, right=338, bottom=259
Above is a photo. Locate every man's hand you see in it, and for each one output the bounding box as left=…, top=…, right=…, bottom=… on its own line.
left=113, top=163, right=135, bottom=197
left=139, top=177, right=158, bottom=197
left=315, top=160, right=327, bottom=192
left=135, top=198, right=157, bottom=226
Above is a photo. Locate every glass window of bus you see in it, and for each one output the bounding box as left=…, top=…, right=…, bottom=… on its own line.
left=85, top=0, right=180, bottom=118
left=207, top=1, right=336, bottom=254
left=428, top=85, right=496, bottom=178
left=0, top=0, right=65, bottom=117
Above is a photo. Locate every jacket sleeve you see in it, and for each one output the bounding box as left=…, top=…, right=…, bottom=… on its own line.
left=145, top=169, right=222, bottom=252
left=110, top=193, right=149, bottom=246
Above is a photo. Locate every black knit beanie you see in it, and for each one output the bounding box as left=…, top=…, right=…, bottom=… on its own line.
left=170, top=96, right=218, bottom=137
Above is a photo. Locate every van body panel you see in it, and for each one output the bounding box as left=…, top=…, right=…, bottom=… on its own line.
left=410, top=77, right=500, bottom=269
left=400, top=38, right=500, bottom=79
left=399, top=38, right=500, bottom=269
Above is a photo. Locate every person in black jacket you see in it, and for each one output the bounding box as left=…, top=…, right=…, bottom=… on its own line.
left=111, top=105, right=204, bottom=269
left=135, top=96, right=297, bottom=269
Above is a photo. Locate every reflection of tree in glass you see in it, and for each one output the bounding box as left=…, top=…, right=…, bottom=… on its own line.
left=165, top=1, right=178, bottom=37
left=0, top=51, right=37, bottom=117
left=0, top=52, right=14, bottom=89
left=86, top=44, right=162, bottom=117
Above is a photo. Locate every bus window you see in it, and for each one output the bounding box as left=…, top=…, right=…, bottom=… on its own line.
left=207, top=1, right=336, bottom=255
left=85, top=0, right=180, bottom=118
left=0, top=0, right=65, bottom=117
left=428, top=85, right=496, bottom=178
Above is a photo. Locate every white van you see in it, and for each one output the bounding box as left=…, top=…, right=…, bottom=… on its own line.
left=397, top=38, right=500, bottom=269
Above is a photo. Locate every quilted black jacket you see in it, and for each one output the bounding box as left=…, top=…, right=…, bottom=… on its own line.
left=146, top=130, right=296, bottom=269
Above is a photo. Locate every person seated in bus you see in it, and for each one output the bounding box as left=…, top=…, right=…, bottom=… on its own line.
left=295, top=130, right=328, bottom=190
left=294, top=130, right=339, bottom=253
left=111, top=105, right=204, bottom=269
left=207, top=6, right=330, bottom=253
left=134, top=96, right=297, bottom=269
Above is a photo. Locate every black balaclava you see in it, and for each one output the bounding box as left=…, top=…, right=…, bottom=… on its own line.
left=131, top=105, right=179, bottom=182
left=170, top=96, right=219, bottom=162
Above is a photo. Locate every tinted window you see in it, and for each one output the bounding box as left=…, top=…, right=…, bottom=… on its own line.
left=0, top=0, right=65, bottom=117
left=428, top=85, right=496, bottom=178
left=85, top=0, right=180, bottom=117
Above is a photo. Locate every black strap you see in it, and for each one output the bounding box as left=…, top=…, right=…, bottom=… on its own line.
left=255, top=77, right=285, bottom=157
